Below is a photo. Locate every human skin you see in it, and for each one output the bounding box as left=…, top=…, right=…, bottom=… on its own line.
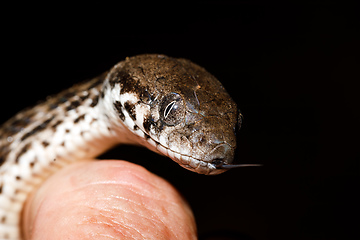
left=22, top=160, right=197, bottom=240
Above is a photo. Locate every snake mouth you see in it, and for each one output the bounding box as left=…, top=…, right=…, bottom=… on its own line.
left=144, top=137, right=230, bottom=175
left=143, top=135, right=262, bottom=174
left=160, top=146, right=225, bottom=175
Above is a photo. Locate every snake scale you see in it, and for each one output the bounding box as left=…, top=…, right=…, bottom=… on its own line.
left=0, top=54, right=255, bottom=239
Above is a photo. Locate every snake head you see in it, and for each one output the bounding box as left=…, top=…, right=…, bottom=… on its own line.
left=107, top=54, right=258, bottom=175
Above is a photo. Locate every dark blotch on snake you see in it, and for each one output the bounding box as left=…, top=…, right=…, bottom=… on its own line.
left=0, top=157, right=5, bottom=166
left=74, top=114, right=86, bottom=123
left=15, top=142, right=32, bottom=163
left=42, top=117, right=55, bottom=127
left=124, top=102, right=137, bottom=121
left=90, top=95, right=99, bottom=107
left=143, top=115, right=152, bottom=133
left=66, top=100, right=81, bottom=111
left=80, top=94, right=89, bottom=101
left=113, top=101, right=126, bottom=121
left=51, top=120, right=63, bottom=129
left=29, top=161, right=35, bottom=168
left=20, top=117, right=54, bottom=141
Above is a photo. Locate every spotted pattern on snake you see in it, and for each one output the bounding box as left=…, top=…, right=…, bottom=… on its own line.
left=0, top=54, right=242, bottom=239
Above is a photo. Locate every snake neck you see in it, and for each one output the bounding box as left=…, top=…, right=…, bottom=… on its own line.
left=0, top=71, right=144, bottom=238
left=1, top=72, right=140, bottom=170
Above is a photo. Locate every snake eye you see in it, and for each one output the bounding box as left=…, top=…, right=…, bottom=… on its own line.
left=160, top=93, right=185, bottom=126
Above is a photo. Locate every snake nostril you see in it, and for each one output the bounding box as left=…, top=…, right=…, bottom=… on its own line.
left=208, top=143, right=234, bottom=164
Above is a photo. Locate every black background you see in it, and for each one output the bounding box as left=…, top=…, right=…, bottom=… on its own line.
left=1, top=2, right=359, bottom=240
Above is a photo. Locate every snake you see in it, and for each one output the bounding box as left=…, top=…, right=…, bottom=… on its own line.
left=0, top=54, right=257, bottom=239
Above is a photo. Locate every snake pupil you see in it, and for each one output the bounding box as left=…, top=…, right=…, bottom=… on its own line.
left=164, top=101, right=176, bottom=119
left=160, top=93, right=185, bottom=126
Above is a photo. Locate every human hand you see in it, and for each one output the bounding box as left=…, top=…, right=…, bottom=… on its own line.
left=22, top=160, right=197, bottom=240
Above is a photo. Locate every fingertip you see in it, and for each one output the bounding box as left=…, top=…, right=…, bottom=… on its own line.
left=22, top=160, right=197, bottom=239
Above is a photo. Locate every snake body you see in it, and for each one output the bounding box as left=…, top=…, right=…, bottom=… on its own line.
left=0, top=54, right=242, bottom=239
